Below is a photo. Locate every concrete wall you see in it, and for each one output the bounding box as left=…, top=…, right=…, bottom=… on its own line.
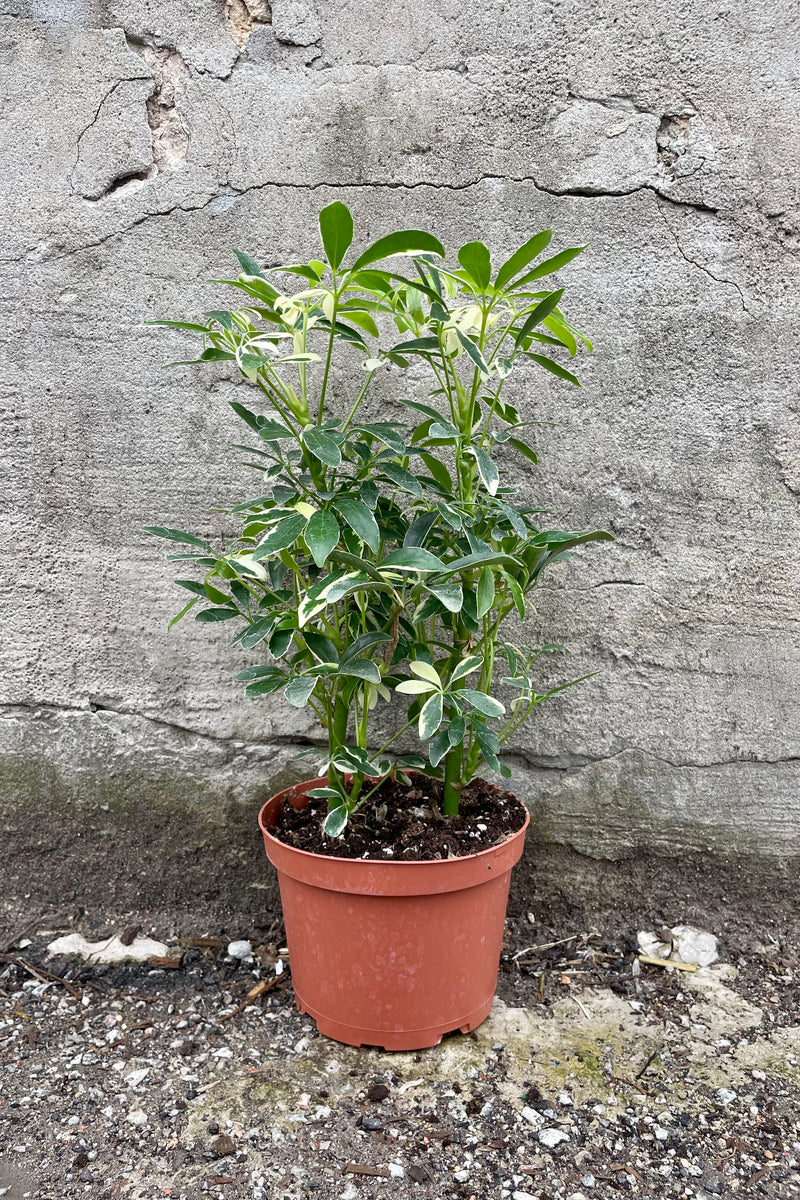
left=3, top=0, right=800, bottom=901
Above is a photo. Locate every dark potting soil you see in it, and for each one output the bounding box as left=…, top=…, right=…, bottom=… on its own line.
left=270, top=776, right=527, bottom=860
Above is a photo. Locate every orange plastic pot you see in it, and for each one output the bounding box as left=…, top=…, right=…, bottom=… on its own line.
left=258, top=777, right=529, bottom=1051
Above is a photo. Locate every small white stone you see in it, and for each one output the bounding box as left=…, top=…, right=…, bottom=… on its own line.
left=454, top=1170, right=469, bottom=1182
left=512, top=1191, right=538, bottom=1200
left=212, top=1047, right=233, bottom=1059
left=388, top=1163, right=404, bottom=1179
left=227, top=939, right=253, bottom=960
left=751, top=1069, right=766, bottom=1081
left=717, top=1088, right=737, bottom=1105
left=581, top=1175, right=596, bottom=1189
left=127, top=1109, right=148, bottom=1126
left=520, top=1106, right=544, bottom=1128
left=539, top=1128, right=570, bottom=1148
left=125, top=1067, right=149, bottom=1088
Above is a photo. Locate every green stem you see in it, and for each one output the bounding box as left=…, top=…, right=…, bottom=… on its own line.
left=317, top=290, right=338, bottom=422
left=442, top=746, right=461, bottom=815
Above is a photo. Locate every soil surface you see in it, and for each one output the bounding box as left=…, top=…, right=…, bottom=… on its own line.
left=272, top=777, right=528, bottom=860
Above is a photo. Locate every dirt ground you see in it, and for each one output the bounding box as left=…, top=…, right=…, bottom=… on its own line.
left=1, top=852, right=799, bottom=1200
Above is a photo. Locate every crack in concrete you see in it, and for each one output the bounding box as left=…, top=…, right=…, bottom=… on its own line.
left=42, top=172, right=723, bottom=265
left=3, top=703, right=798, bottom=772
left=657, top=205, right=750, bottom=312
left=508, top=746, right=800, bottom=773
left=69, top=77, right=147, bottom=195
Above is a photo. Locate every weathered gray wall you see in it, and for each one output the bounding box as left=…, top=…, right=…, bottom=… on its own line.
left=3, top=0, right=800, bottom=899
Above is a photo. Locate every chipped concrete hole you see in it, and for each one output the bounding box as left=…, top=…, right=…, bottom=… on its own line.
left=71, top=37, right=189, bottom=202
left=127, top=38, right=190, bottom=177
left=225, top=0, right=272, bottom=51
left=656, top=112, right=693, bottom=171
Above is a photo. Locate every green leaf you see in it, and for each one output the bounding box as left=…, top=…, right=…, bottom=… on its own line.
left=380, top=547, right=445, bottom=573
left=145, top=319, right=211, bottom=333
left=323, top=806, right=348, bottom=838
left=333, top=497, right=380, bottom=554
left=337, top=658, right=381, bottom=684
left=285, top=676, right=317, bottom=707
left=428, top=728, right=451, bottom=768
left=303, top=427, right=342, bottom=468
left=228, top=401, right=262, bottom=433
left=457, top=240, right=492, bottom=291
left=391, top=336, right=442, bottom=355
left=412, top=594, right=446, bottom=624
left=305, top=509, right=339, bottom=568
left=144, top=526, right=211, bottom=550
left=425, top=580, right=463, bottom=613
left=319, top=201, right=354, bottom=270
left=455, top=329, right=490, bottom=376
left=526, top=353, right=581, bottom=387
left=339, top=632, right=390, bottom=665
left=448, top=715, right=466, bottom=746
left=499, top=570, right=525, bottom=619
left=506, top=436, right=539, bottom=466
left=450, top=654, right=483, bottom=684
left=235, top=664, right=283, bottom=681
left=234, top=249, right=267, bottom=278
left=514, top=245, right=585, bottom=286
left=355, top=422, right=406, bottom=453
left=245, top=675, right=285, bottom=697
left=379, top=462, right=422, bottom=496
left=461, top=690, right=505, bottom=718
left=252, top=513, right=308, bottom=560
left=434, top=550, right=522, bottom=579
left=403, top=511, right=438, bottom=547
left=419, top=453, right=453, bottom=494
left=304, top=629, right=338, bottom=664
left=418, top=691, right=444, bottom=740
left=396, top=678, right=439, bottom=695
left=307, top=787, right=344, bottom=799
left=494, top=230, right=553, bottom=290
left=339, top=308, right=379, bottom=338
left=168, top=596, right=198, bottom=629
left=410, top=660, right=442, bottom=686
left=350, top=230, right=445, bottom=273
left=195, top=607, right=240, bottom=622
left=240, top=615, right=277, bottom=649
left=466, top=446, right=499, bottom=496
left=164, top=347, right=236, bottom=367
left=476, top=566, right=496, bottom=619
left=514, top=289, right=565, bottom=347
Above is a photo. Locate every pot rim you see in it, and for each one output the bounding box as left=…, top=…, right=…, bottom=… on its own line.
left=258, top=774, right=530, bottom=869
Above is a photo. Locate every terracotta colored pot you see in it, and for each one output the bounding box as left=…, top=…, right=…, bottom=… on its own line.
left=258, top=777, right=529, bottom=1051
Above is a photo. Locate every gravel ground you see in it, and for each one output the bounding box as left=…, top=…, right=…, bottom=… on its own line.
left=1, top=909, right=799, bottom=1200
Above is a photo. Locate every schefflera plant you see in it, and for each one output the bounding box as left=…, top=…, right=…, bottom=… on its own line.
left=146, top=202, right=611, bottom=835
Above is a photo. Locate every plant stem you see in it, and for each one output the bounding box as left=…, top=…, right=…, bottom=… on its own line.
left=442, top=745, right=461, bottom=815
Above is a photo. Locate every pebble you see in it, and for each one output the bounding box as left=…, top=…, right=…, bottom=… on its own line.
left=388, top=1163, right=404, bottom=1178
left=127, top=1109, right=148, bottom=1126
left=539, top=1128, right=570, bottom=1148
left=361, top=1115, right=383, bottom=1131
left=520, top=1105, right=544, bottom=1127
left=454, top=1169, right=470, bottom=1181
left=581, top=1175, right=596, bottom=1188
left=716, top=1088, right=737, bottom=1105
left=226, top=939, right=252, bottom=959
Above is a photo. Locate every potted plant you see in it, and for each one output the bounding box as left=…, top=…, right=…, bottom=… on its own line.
left=146, top=203, right=611, bottom=1049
